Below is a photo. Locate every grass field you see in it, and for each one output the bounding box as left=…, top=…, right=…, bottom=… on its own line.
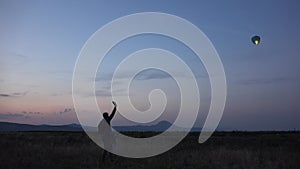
left=0, top=131, right=299, bottom=169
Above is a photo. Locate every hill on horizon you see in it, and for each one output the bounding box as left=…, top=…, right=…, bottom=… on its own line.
left=0, top=121, right=202, bottom=132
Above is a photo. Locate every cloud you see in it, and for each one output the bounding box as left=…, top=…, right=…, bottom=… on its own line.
left=92, top=69, right=206, bottom=98
left=0, top=91, right=29, bottom=97
left=95, top=88, right=127, bottom=97
left=64, top=108, right=72, bottom=113
left=51, top=91, right=72, bottom=96
left=135, top=69, right=171, bottom=80
left=95, top=69, right=189, bottom=82
left=59, top=108, right=74, bottom=114
left=0, top=113, right=25, bottom=119
left=239, top=77, right=294, bottom=85
left=95, top=90, right=112, bottom=97
left=22, top=111, right=42, bottom=115
left=0, top=94, right=11, bottom=97
left=0, top=108, right=75, bottom=121
left=91, top=77, right=127, bottom=97
left=12, top=91, right=29, bottom=96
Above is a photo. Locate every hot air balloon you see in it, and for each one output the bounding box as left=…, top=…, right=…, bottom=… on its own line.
left=251, top=35, right=261, bottom=45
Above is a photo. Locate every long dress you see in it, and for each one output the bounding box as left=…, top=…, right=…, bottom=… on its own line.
left=98, top=119, right=116, bottom=152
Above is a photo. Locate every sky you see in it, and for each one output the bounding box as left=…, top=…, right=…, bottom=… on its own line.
left=0, top=0, right=300, bottom=130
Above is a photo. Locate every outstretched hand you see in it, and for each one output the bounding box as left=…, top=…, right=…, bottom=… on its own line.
left=112, top=101, right=117, bottom=107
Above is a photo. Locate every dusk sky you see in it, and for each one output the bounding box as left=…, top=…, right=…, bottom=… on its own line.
left=1, top=0, right=300, bottom=130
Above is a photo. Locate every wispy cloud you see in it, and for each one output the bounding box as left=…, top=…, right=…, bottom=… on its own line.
left=93, top=76, right=127, bottom=97
left=0, top=94, right=11, bottom=97
left=92, top=69, right=207, bottom=98
left=95, top=69, right=196, bottom=82
left=95, top=90, right=112, bottom=97
left=239, top=77, right=294, bottom=85
left=59, top=108, right=73, bottom=115
left=21, top=111, right=42, bottom=115
left=12, top=91, right=29, bottom=96
left=134, top=69, right=171, bottom=80
left=0, top=113, right=26, bottom=119
left=0, top=91, right=29, bottom=97
left=0, top=107, right=76, bottom=122
left=95, top=88, right=127, bottom=97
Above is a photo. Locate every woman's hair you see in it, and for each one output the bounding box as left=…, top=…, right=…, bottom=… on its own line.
left=103, top=112, right=109, bottom=118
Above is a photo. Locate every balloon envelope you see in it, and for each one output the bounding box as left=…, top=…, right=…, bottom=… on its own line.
left=251, top=35, right=261, bottom=45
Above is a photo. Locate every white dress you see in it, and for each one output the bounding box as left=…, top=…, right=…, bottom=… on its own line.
left=98, top=119, right=116, bottom=152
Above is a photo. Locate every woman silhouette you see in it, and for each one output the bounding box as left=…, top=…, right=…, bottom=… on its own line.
left=98, top=101, right=117, bottom=163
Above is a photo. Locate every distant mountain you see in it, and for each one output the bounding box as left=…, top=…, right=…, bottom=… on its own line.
left=0, top=121, right=202, bottom=132
left=0, top=122, right=83, bottom=132
left=113, top=120, right=202, bottom=132
left=113, top=121, right=172, bottom=132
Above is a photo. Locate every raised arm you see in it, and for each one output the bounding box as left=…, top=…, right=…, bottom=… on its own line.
left=108, top=101, right=117, bottom=120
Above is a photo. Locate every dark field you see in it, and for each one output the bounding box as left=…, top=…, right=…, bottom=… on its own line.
left=0, top=131, right=299, bottom=169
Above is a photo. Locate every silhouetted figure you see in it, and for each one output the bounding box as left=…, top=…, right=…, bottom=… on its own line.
left=98, top=101, right=117, bottom=164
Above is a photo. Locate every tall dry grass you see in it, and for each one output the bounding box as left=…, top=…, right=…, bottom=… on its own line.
left=0, top=131, right=299, bottom=169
